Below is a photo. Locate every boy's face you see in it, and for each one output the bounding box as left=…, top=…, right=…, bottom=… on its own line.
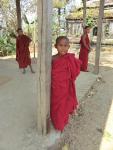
left=55, top=39, right=70, bottom=55
left=85, top=28, right=90, bottom=34
left=18, top=30, right=23, bottom=35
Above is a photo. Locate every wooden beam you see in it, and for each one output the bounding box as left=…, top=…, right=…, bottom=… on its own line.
left=83, top=0, right=87, bottom=26
left=37, top=0, right=52, bottom=135
left=16, top=0, right=22, bottom=28
left=94, top=0, right=105, bottom=74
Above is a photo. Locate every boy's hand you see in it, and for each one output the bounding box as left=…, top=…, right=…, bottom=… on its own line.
left=88, top=49, right=91, bottom=53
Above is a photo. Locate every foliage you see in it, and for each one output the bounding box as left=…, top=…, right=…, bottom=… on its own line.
left=53, top=0, right=67, bottom=8
left=66, top=7, right=113, bottom=20
left=86, top=17, right=95, bottom=27
left=22, top=14, right=37, bottom=41
left=52, top=9, right=66, bottom=43
left=21, top=0, right=36, bottom=14
left=52, top=0, right=68, bottom=42
left=0, top=0, right=17, bottom=31
left=104, top=24, right=109, bottom=37
left=0, top=0, right=36, bottom=33
left=0, top=34, right=16, bottom=56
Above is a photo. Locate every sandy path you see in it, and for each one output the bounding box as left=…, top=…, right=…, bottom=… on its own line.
left=57, top=50, right=113, bottom=150
left=0, top=49, right=113, bottom=150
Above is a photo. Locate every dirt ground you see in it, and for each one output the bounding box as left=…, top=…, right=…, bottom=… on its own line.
left=52, top=49, right=113, bottom=150
left=0, top=48, right=113, bottom=150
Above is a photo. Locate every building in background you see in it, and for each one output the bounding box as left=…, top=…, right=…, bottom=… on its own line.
left=66, top=0, right=113, bottom=45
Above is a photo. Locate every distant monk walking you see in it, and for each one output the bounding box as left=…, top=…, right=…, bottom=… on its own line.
left=79, top=26, right=91, bottom=72
left=16, top=28, right=35, bottom=74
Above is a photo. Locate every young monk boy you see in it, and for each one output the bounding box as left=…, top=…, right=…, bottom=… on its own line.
left=16, top=28, right=35, bottom=74
left=51, top=36, right=81, bottom=132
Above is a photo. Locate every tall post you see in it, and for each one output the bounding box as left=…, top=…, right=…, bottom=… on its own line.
left=33, top=20, right=36, bottom=58
left=94, top=0, right=105, bottom=74
left=83, top=0, right=86, bottom=26
left=16, top=0, right=22, bottom=28
left=37, top=0, right=52, bottom=135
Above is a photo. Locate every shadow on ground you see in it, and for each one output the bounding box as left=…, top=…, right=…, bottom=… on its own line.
left=48, top=65, right=113, bottom=150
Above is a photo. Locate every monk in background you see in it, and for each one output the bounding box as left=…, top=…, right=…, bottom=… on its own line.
left=16, top=28, right=35, bottom=74
left=79, top=26, right=91, bottom=72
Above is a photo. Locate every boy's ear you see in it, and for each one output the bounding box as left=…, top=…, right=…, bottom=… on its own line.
left=54, top=44, right=57, bottom=48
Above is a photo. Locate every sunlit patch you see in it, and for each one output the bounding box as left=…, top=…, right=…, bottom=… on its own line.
left=99, top=100, right=113, bottom=150
left=0, top=55, right=16, bottom=60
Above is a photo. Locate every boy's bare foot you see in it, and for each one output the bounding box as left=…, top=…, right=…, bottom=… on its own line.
left=31, top=70, right=35, bottom=73
left=73, top=109, right=77, bottom=115
left=72, top=107, right=79, bottom=116
left=29, top=65, right=35, bottom=73
left=22, top=69, right=26, bottom=74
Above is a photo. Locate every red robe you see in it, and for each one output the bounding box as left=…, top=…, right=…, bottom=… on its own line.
left=79, top=34, right=89, bottom=71
left=51, top=53, right=81, bottom=131
left=16, top=34, right=31, bottom=68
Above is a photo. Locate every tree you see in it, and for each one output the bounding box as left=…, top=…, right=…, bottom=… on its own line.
left=53, top=0, right=67, bottom=36
left=94, top=0, right=105, bottom=74
left=16, top=0, right=22, bottom=28
left=82, top=0, right=87, bottom=26
left=0, top=0, right=18, bottom=32
left=23, top=14, right=31, bottom=35
left=21, top=0, right=36, bottom=14
left=0, top=0, right=36, bottom=33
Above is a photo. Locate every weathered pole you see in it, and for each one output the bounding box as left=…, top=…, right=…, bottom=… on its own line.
left=94, top=0, right=105, bottom=74
left=37, top=0, right=52, bottom=135
left=33, top=20, right=36, bottom=58
left=16, top=0, right=22, bottom=28
left=83, top=0, right=87, bottom=26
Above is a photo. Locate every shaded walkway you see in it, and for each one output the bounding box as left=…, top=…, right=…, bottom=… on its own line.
left=0, top=57, right=96, bottom=150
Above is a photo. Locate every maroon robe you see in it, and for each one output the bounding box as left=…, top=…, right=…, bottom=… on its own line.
left=16, top=34, right=31, bottom=68
left=51, top=53, right=81, bottom=131
left=79, top=34, right=90, bottom=71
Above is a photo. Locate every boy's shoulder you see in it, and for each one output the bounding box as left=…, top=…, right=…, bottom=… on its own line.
left=52, top=54, right=59, bottom=60
left=67, top=53, right=81, bottom=63
left=67, top=53, right=75, bottom=58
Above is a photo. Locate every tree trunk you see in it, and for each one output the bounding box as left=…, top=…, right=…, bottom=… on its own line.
left=33, top=20, right=36, bottom=58
left=58, top=8, right=61, bottom=36
left=83, top=0, right=87, bottom=27
left=37, top=0, right=52, bottom=135
left=94, top=0, right=105, bottom=74
left=16, top=0, right=22, bottom=29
